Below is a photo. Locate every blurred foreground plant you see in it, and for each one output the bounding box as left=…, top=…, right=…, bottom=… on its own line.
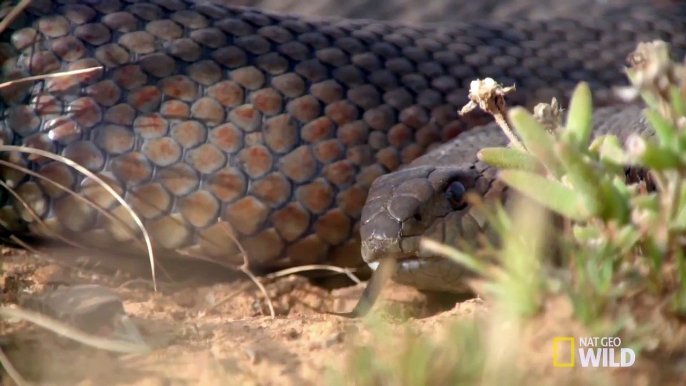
left=333, top=40, right=686, bottom=386
left=460, top=40, right=686, bottom=326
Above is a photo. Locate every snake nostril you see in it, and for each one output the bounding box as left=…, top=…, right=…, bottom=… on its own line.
left=413, top=213, right=422, bottom=222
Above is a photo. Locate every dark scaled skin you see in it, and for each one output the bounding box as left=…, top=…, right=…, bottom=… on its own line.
left=0, top=0, right=684, bottom=280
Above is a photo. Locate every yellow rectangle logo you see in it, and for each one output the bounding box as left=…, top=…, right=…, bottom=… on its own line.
left=553, top=337, right=574, bottom=367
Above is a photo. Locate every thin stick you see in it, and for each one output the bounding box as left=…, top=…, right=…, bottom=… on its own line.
left=0, top=179, right=88, bottom=251
left=0, top=156, right=175, bottom=283
left=493, top=113, right=524, bottom=152
left=240, top=265, right=275, bottom=318
left=203, top=265, right=362, bottom=313
left=0, top=0, right=32, bottom=36
left=177, top=247, right=363, bottom=284
left=117, top=278, right=157, bottom=290
left=0, top=67, right=103, bottom=90
left=0, top=146, right=157, bottom=291
left=265, top=264, right=362, bottom=284
left=218, top=219, right=247, bottom=259
left=218, top=219, right=275, bottom=318
left=0, top=307, right=150, bottom=354
left=0, top=159, right=146, bottom=248
left=174, top=248, right=244, bottom=271
left=0, top=346, right=29, bottom=386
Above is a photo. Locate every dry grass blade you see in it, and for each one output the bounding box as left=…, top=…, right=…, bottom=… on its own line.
left=176, top=241, right=362, bottom=283
left=265, top=265, right=362, bottom=284
left=0, top=306, right=150, bottom=354
left=217, top=218, right=248, bottom=260
left=0, top=0, right=32, bottom=36
left=117, top=278, right=161, bottom=290
left=203, top=265, right=361, bottom=314
left=0, top=159, right=148, bottom=251
left=0, top=179, right=89, bottom=251
left=202, top=217, right=362, bottom=314
left=0, top=346, right=29, bottom=386
left=239, top=266, right=275, bottom=318
left=219, top=219, right=275, bottom=318
left=0, top=66, right=103, bottom=90
left=0, top=146, right=158, bottom=291
left=174, top=248, right=244, bottom=270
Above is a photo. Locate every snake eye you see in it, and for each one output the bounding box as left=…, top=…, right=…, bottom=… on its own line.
left=445, top=180, right=468, bottom=210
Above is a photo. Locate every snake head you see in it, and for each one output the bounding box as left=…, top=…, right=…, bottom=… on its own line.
left=360, top=160, right=509, bottom=292
left=359, top=124, right=511, bottom=292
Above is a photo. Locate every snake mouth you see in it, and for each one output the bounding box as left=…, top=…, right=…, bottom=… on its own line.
left=367, top=255, right=426, bottom=271
left=362, top=208, right=492, bottom=262
left=361, top=207, right=500, bottom=293
left=368, top=254, right=477, bottom=293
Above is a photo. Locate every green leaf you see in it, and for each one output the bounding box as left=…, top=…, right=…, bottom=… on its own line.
left=600, top=181, right=630, bottom=223
left=589, top=135, right=611, bottom=154
left=611, top=175, right=631, bottom=198
left=565, top=82, right=593, bottom=147
left=594, top=135, right=630, bottom=166
left=555, top=142, right=603, bottom=217
left=674, top=182, right=686, bottom=230
left=615, top=225, right=641, bottom=254
left=507, top=107, right=565, bottom=178
left=573, top=224, right=600, bottom=243
left=477, top=147, right=543, bottom=172
left=499, top=170, right=590, bottom=220
left=632, top=194, right=660, bottom=212
left=678, top=249, right=686, bottom=292
left=645, top=108, right=677, bottom=147
left=673, top=203, right=686, bottom=231
left=670, top=85, right=686, bottom=118
left=627, top=135, right=681, bottom=170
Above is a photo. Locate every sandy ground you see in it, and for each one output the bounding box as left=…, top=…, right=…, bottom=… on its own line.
left=0, top=248, right=485, bottom=385
left=3, top=246, right=686, bottom=386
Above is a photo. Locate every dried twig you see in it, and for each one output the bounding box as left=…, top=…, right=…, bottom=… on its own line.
left=265, top=265, right=361, bottom=284
left=0, top=146, right=158, bottom=291
left=204, top=264, right=362, bottom=313
left=0, top=346, right=29, bottom=386
left=460, top=78, right=524, bottom=151
left=174, top=245, right=243, bottom=270
left=0, top=67, right=103, bottom=90
left=0, top=0, right=32, bottom=36
left=218, top=219, right=275, bottom=318
left=0, top=159, right=146, bottom=247
left=201, top=219, right=364, bottom=314
left=0, top=179, right=88, bottom=250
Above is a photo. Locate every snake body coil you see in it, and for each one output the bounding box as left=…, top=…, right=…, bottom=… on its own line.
left=0, top=0, right=684, bottom=289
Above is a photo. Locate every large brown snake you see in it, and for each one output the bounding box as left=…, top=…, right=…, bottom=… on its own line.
left=0, top=1, right=684, bottom=308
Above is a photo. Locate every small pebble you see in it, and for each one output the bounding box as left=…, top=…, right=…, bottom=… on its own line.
left=285, top=327, right=300, bottom=339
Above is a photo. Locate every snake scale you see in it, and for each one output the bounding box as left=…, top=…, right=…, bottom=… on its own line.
left=0, top=0, right=684, bottom=293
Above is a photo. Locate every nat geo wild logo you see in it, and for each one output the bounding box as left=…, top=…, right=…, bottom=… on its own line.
left=553, top=337, right=636, bottom=368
